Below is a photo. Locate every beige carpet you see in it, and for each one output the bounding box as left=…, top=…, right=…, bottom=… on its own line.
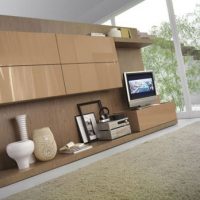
left=4, top=122, right=200, bottom=200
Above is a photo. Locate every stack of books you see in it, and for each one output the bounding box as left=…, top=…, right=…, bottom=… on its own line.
left=90, top=32, right=106, bottom=37
left=59, top=142, right=92, bottom=154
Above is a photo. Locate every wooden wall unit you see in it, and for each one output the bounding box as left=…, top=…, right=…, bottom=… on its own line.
left=0, top=65, right=65, bottom=104
left=0, top=15, right=151, bottom=73
left=0, top=31, right=60, bottom=66
left=0, top=15, right=177, bottom=187
left=62, top=63, right=122, bottom=94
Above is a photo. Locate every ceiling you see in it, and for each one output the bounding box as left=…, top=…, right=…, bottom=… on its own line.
left=0, top=0, right=143, bottom=23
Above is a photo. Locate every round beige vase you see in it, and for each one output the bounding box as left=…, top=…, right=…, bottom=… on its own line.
left=33, top=127, right=57, bottom=161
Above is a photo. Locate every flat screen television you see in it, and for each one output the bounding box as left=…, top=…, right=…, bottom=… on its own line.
left=123, top=71, right=157, bottom=108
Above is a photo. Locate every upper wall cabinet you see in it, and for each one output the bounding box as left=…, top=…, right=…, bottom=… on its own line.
left=62, top=63, right=122, bottom=94
left=56, top=34, right=118, bottom=64
left=0, top=31, right=60, bottom=66
left=0, top=65, right=65, bottom=103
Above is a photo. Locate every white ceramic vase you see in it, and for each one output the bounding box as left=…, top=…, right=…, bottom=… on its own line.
left=107, top=28, right=121, bottom=37
left=6, top=140, right=34, bottom=170
left=6, top=114, right=35, bottom=170
left=33, top=127, right=57, bottom=161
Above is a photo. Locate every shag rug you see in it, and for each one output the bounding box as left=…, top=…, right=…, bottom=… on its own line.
left=4, top=122, right=200, bottom=200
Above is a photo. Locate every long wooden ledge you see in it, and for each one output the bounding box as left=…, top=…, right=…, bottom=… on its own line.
left=0, top=120, right=177, bottom=188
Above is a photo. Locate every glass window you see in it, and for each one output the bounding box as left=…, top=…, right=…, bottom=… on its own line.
left=115, top=0, right=169, bottom=33
left=173, top=0, right=200, bottom=112
left=115, top=0, right=186, bottom=112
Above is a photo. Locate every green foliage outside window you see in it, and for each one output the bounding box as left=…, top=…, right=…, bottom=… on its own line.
left=142, top=4, right=200, bottom=111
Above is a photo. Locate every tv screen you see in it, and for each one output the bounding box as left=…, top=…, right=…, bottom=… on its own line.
left=124, top=71, right=157, bottom=108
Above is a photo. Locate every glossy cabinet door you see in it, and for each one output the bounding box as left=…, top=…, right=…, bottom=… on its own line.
left=0, top=31, right=60, bottom=66
left=56, top=34, right=118, bottom=64
left=0, top=65, right=65, bottom=103
left=62, top=63, right=122, bottom=94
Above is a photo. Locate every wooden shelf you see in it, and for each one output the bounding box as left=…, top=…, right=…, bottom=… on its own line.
left=0, top=120, right=177, bottom=188
left=114, top=37, right=152, bottom=48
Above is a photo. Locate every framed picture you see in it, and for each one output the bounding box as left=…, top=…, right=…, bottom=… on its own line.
left=75, top=113, right=98, bottom=143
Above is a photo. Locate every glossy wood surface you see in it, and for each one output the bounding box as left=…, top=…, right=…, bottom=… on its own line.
left=0, top=65, right=65, bottom=103
left=62, top=63, right=122, bottom=94
left=126, top=102, right=177, bottom=132
left=56, top=34, right=118, bottom=63
left=0, top=31, right=60, bottom=66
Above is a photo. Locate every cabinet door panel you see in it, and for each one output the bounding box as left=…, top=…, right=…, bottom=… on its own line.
left=95, top=63, right=122, bottom=90
left=0, top=31, right=60, bottom=66
left=0, top=65, right=65, bottom=103
left=57, top=34, right=118, bottom=64
left=62, top=64, right=99, bottom=94
left=62, top=63, right=122, bottom=94
left=55, top=35, right=77, bottom=64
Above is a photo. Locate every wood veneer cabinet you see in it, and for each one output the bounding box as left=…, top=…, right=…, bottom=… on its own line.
left=0, top=31, right=123, bottom=104
left=0, top=65, right=65, bottom=103
left=126, top=102, right=177, bottom=132
left=62, top=63, right=122, bottom=94
left=56, top=34, right=118, bottom=63
left=0, top=31, right=60, bottom=66
left=57, top=34, right=121, bottom=94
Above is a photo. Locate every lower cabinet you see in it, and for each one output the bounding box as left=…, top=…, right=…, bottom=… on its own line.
left=62, top=63, right=122, bottom=94
left=126, top=102, right=177, bottom=132
left=0, top=65, right=66, bottom=103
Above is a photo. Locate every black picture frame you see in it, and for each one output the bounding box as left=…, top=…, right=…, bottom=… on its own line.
left=77, top=100, right=103, bottom=142
left=75, top=112, right=98, bottom=143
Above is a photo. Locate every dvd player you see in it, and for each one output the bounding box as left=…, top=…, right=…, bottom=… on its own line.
left=97, top=117, right=132, bottom=140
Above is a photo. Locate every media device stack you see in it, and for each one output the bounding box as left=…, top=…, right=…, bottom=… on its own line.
left=97, top=114, right=131, bottom=140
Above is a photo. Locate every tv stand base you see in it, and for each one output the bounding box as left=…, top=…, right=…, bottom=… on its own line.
left=126, top=102, right=177, bottom=132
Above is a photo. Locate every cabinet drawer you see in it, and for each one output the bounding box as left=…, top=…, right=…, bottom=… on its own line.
left=126, top=102, right=177, bottom=132
left=62, top=63, right=122, bottom=94
left=0, top=65, right=65, bottom=103
left=0, top=31, right=60, bottom=66
left=56, top=34, right=118, bottom=64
